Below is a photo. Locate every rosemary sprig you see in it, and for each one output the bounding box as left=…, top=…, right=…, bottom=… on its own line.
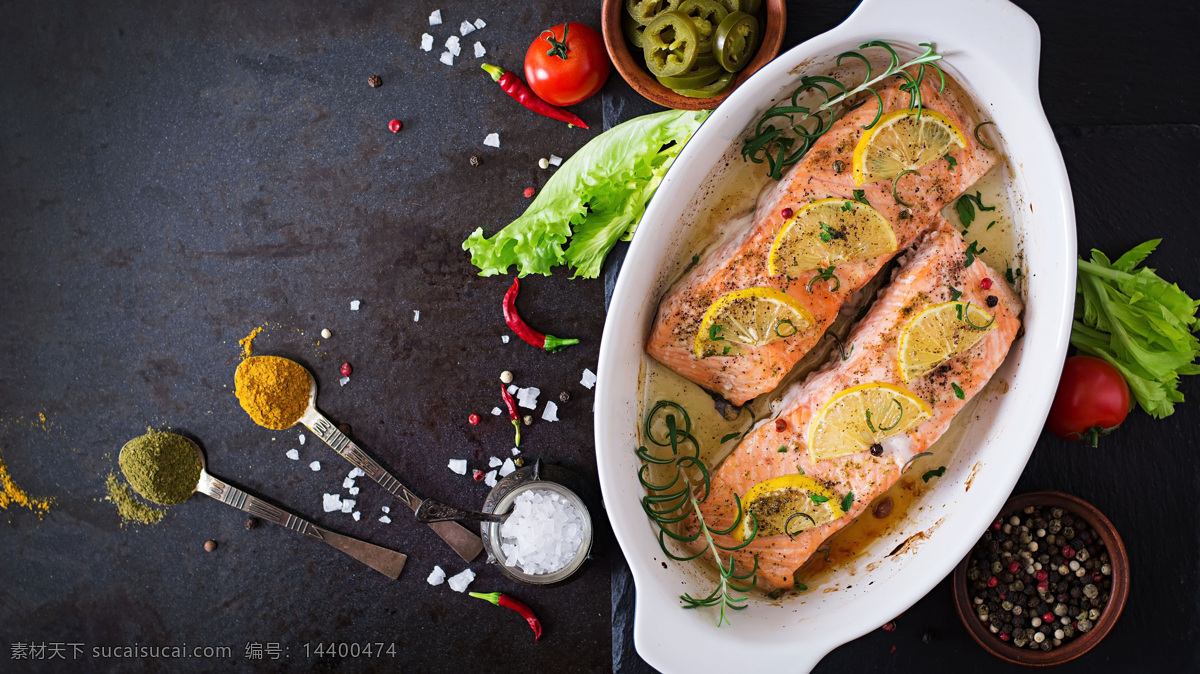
left=742, top=41, right=946, bottom=180
left=637, top=401, right=759, bottom=626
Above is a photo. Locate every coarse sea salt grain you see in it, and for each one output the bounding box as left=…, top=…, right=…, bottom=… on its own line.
left=322, top=493, right=342, bottom=512
left=339, top=376, right=350, bottom=387
left=348, top=486, right=360, bottom=496
left=447, top=459, right=468, bottom=475
left=349, top=467, right=365, bottom=478
left=542, top=401, right=559, bottom=422
left=382, top=506, right=390, bottom=513
left=580, top=368, right=597, bottom=389
left=342, top=477, right=355, bottom=489
left=511, top=447, right=521, bottom=456
left=298, top=433, right=306, bottom=445
left=499, top=457, right=516, bottom=477
left=353, top=511, right=361, bottom=521
left=340, top=499, right=356, bottom=514
left=428, top=10, right=442, bottom=25
left=499, top=489, right=585, bottom=575
left=474, top=18, right=486, bottom=29
left=445, top=35, right=461, bottom=56
left=447, top=568, right=475, bottom=592
left=413, top=310, right=420, bottom=322
left=488, top=456, right=502, bottom=468
left=420, top=33, right=434, bottom=52
left=491, top=406, right=502, bottom=416
left=516, top=386, right=540, bottom=409
left=502, top=335, right=510, bottom=343
left=507, top=384, right=518, bottom=395
left=427, top=565, right=446, bottom=586
left=379, top=515, right=392, bottom=524
left=459, top=20, right=475, bottom=35
left=309, top=461, right=321, bottom=472
left=439, top=51, right=454, bottom=66
left=350, top=300, right=360, bottom=311
left=473, top=42, right=486, bottom=58
left=484, top=470, right=498, bottom=487
left=286, top=449, right=300, bottom=460
left=483, top=133, right=500, bottom=148
left=548, top=154, right=563, bottom=166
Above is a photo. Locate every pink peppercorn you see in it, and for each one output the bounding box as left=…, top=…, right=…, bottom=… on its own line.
left=998, top=632, right=1010, bottom=642
left=340, top=362, right=352, bottom=377
left=881, top=621, right=896, bottom=632
left=473, top=469, right=484, bottom=481
left=523, top=187, right=535, bottom=198
left=1062, top=545, right=1075, bottom=559
left=388, top=119, right=402, bottom=133
left=991, top=521, right=1002, bottom=531
left=1037, top=581, right=1049, bottom=593
left=775, top=418, right=787, bottom=432
left=998, top=594, right=1006, bottom=601
left=468, top=414, right=480, bottom=425
left=1036, top=570, right=1048, bottom=581
left=1008, top=561, right=1021, bottom=574
left=980, top=277, right=993, bottom=290
left=781, top=207, right=794, bottom=219
left=1043, top=612, right=1054, bottom=622
left=986, top=576, right=998, bottom=588
left=1092, top=571, right=1103, bottom=582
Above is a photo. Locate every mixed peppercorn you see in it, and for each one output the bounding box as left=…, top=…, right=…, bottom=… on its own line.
left=966, top=505, right=1112, bottom=651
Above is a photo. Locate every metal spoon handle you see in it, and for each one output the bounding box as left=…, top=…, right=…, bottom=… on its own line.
left=416, top=498, right=508, bottom=524
left=302, top=410, right=484, bottom=563
left=197, top=472, right=408, bottom=579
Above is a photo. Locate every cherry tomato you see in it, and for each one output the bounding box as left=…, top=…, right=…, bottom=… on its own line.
left=1046, top=355, right=1130, bottom=446
left=524, top=22, right=611, bottom=107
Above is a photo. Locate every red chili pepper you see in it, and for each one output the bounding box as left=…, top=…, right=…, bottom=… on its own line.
left=480, top=64, right=589, bottom=129
left=501, top=385, right=521, bottom=446
left=469, top=591, right=542, bottom=641
left=503, top=278, right=579, bottom=352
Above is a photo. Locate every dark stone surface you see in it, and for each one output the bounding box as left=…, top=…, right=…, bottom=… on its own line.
left=0, top=1, right=614, bottom=671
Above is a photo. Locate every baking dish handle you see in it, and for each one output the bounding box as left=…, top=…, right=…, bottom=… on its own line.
left=839, top=0, right=1042, bottom=94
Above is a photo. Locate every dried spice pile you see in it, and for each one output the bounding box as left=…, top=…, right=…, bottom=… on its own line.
left=0, top=451, right=52, bottom=516
left=235, top=356, right=311, bottom=430
left=966, top=505, right=1112, bottom=651
left=105, top=473, right=164, bottom=525
left=119, top=429, right=202, bottom=506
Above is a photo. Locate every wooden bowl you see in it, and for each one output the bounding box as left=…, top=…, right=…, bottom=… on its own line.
left=601, top=0, right=787, bottom=110
left=952, top=490, right=1130, bottom=667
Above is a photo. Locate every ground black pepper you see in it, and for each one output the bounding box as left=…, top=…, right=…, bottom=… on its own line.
left=965, top=504, right=1111, bottom=652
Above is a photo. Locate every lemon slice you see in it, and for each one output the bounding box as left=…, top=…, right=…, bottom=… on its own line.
left=767, top=198, right=897, bottom=278
left=808, top=382, right=933, bottom=464
left=897, top=301, right=997, bottom=382
left=852, top=109, right=967, bottom=185
left=693, top=287, right=814, bottom=359
left=737, top=474, right=845, bottom=540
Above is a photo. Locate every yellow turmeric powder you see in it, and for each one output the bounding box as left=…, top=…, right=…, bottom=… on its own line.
left=235, top=356, right=311, bottom=430
left=238, top=323, right=267, bottom=358
left=0, top=452, right=52, bottom=516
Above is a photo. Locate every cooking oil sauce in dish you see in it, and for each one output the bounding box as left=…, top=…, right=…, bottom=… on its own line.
left=637, top=83, right=1022, bottom=597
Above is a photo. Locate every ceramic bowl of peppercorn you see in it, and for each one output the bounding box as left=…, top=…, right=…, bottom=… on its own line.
left=953, top=490, right=1130, bottom=666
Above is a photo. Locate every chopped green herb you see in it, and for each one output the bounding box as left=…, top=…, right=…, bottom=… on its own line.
left=819, top=223, right=841, bottom=242
left=797, top=466, right=805, bottom=475
left=1005, top=266, right=1015, bottom=284
left=841, top=200, right=854, bottom=212
left=722, top=346, right=731, bottom=355
left=964, top=241, right=987, bottom=267
left=948, top=284, right=963, bottom=301
left=922, top=466, right=947, bottom=483
left=986, top=220, right=996, bottom=230
left=690, top=253, right=700, bottom=267
left=809, top=493, right=829, bottom=504
left=944, top=153, right=958, bottom=170
left=807, top=266, right=841, bottom=293
left=720, top=432, right=741, bottom=443
left=955, top=191, right=995, bottom=229
left=794, top=581, right=808, bottom=591
left=951, top=382, right=965, bottom=399
left=778, top=445, right=787, bottom=453
left=709, top=324, right=725, bottom=341
left=840, top=491, right=854, bottom=512
left=852, top=189, right=869, bottom=205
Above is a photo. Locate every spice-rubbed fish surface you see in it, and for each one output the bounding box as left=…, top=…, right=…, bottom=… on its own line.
left=646, top=76, right=996, bottom=406
left=696, top=223, right=1022, bottom=590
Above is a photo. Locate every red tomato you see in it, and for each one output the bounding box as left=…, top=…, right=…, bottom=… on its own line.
left=1046, top=355, right=1131, bottom=446
left=524, top=22, right=610, bottom=107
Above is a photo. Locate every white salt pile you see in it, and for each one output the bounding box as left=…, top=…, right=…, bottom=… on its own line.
left=499, top=489, right=585, bottom=575
left=427, top=565, right=446, bottom=586
left=447, top=568, right=475, bottom=592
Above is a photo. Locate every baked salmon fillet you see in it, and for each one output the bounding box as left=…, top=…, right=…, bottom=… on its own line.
left=647, top=75, right=996, bottom=405
left=696, top=223, right=1022, bottom=590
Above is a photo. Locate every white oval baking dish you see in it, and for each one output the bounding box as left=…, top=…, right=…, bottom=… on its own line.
left=594, top=0, right=1076, bottom=671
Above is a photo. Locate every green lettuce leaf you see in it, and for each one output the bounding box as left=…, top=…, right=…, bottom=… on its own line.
left=1071, top=240, right=1200, bottom=418
left=462, top=108, right=710, bottom=278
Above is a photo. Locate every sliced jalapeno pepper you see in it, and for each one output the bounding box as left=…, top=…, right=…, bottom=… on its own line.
left=642, top=11, right=700, bottom=78
left=657, top=61, right=722, bottom=89
left=715, top=0, right=739, bottom=12
left=739, top=0, right=762, bottom=13
left=623, top=11, right=647, bottom=48
left=677, top=0, right=728, bottom=54
left=713, top=11, right=760, bottom=72
left=626, top=0, right=663, bottom=26
left=676, top=70, right=735, bottom=98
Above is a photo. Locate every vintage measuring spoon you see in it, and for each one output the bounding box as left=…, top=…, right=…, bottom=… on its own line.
left=121, top=435, right=408, bottom=579
left=289, top=361, right=484, bottom=563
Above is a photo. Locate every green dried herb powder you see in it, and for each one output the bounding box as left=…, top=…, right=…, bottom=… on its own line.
left=105, top=473, right=163, bottom=525
left=119, top=430, right=201, bottom=506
